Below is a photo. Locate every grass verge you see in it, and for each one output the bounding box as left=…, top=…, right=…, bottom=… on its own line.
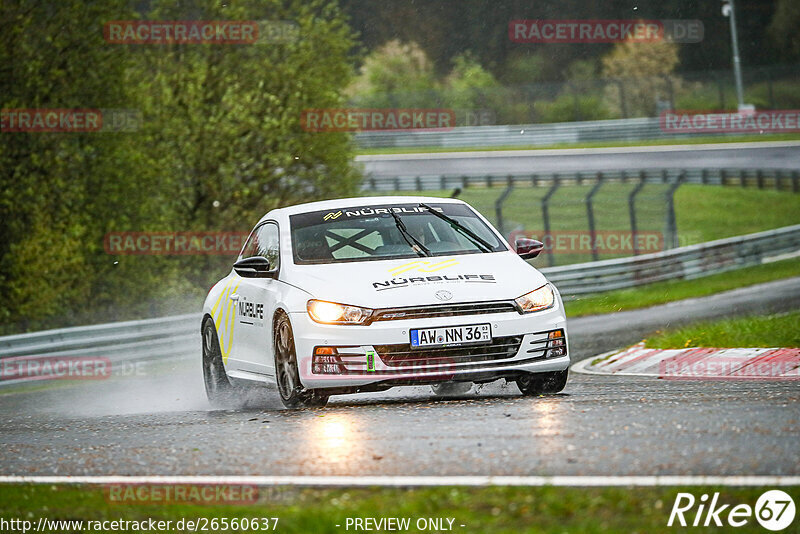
left=644, top=311, right=800, bottom=349
left=564, top=256, right=800, bottom=318
left=356, top=133, right=800, bottom=155
left=0, top=484, right=796, bottom=533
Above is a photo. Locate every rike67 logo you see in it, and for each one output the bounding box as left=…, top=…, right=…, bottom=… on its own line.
left=668, top=490, right=795, bottom=531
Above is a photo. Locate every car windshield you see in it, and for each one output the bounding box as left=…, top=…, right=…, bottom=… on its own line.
left=290, top=203, right=507, bottom=264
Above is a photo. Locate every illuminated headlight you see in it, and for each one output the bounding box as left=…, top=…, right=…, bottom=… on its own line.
left=307, top=300, right=373, bottom=325
left=514, top=284, right=555, bottom=313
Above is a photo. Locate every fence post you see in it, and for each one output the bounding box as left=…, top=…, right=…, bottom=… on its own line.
left=793, top=171, right=799, bottom=194
left=629, top=172, right=647, bottom=255
left=541, top=176, right=561, bottom=267
left=664, top=172, right=686, bottom=249
left=585, top=175, right=604, bottom=261
left=757, top=169, right=764, bottom=190
left=664, top=75, right=675, bottom=111
left=616, top=80, right=628, bottom=118
left=495, top=185, right=515, bottom=237
left=415, top=176, right=422, bottom=191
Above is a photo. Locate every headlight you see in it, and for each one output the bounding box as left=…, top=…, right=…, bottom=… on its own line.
left=515, top=284, right=555, bottom=313
left=307, top=300, right=373, bottom=325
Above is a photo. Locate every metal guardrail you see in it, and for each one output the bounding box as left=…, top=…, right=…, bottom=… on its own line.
left=542, top=224, right=800, bottom=296
left=0, top=225, right=798, bottom=379
left=355, top=117, right=766, bottom=149
left=361, top=167, right=800, bottom=192
left=0, top=314, right=200, bottom=385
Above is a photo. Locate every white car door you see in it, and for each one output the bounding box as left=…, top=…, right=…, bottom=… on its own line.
left=229, top=221, right=281, bottom=381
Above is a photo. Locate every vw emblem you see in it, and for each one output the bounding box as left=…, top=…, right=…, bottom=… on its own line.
left=435, top=290, right=453, bottom=301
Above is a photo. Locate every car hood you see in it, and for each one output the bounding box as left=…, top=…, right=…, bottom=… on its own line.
left=286, top=252, right=548, bottom=308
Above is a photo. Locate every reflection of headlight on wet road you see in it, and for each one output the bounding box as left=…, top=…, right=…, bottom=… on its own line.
left=307, top=413, right=365, bottom=468
left=532, top=401, right=561, bottom=437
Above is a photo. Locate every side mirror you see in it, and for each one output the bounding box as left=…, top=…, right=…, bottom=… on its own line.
left=515, top=238, right=544, bottom=260
left=233, top=256, right=273, bottom=278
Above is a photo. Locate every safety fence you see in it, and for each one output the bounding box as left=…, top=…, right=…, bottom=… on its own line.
left=361, top=167, right=800, bottom=193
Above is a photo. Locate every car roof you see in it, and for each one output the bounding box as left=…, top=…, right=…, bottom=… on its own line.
left=258, top=195, right=467, bottom=222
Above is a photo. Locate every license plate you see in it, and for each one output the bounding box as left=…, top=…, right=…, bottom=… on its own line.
left=410, top=323, right=491, bottom=348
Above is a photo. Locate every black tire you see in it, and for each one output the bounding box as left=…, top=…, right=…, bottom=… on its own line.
left=274, top=313, right=328, bottom=409
left=516, top=369, right=568, bottom=396
left=202, top=318, right=236, bottom=407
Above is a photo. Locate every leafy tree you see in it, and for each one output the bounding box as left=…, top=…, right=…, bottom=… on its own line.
left=347, top=40, right=439, bottom=108
left=768, top=0, right=800, bottom=61
left=443, top=53, right=502, bottom=118
left=601, top=38, right=682, bottom=117
left=0, top=0, right=157, bottom=328
left=0, top=0, right=361, bottom=331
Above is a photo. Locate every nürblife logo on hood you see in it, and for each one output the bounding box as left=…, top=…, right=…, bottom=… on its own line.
left=373, top=259, right=496, bottom=291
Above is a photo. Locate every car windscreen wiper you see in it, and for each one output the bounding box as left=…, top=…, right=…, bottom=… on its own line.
left=390, top=210, right=431, bottom=257
left=419, top=203, right=493, bottom=253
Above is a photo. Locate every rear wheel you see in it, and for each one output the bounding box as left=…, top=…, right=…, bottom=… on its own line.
left=202, top=319, right=235, bottom=407
left=274, top=313, right=328, bottom=408
left=516, top=369, right=568, bottom=396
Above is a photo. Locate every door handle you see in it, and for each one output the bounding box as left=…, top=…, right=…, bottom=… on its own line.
left=230, top=293, right=240, bottom=301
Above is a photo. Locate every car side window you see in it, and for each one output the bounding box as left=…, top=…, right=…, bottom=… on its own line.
left=239, top=222, right=280, bottom=270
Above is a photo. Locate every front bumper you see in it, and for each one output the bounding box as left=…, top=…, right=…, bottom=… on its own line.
left=289, top=299, right=568, bottom=390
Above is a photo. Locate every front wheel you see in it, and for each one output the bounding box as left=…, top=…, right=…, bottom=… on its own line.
left=516, top=369, right=568, bottom=396
left=274, top=313, right=328, bottom=408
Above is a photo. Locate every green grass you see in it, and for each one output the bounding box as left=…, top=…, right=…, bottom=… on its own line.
left=644, top=311, right=800, bottom=349
left=1, top=484, right=796, bottom=533
left=564, top=256, right=800, bottom=317
left=356, top=133, right=800, bottom=155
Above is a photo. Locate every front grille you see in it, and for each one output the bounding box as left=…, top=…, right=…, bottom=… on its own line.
left=371, top=301, right=518, bottom=322
left=374, top=335, right=523, bottom=368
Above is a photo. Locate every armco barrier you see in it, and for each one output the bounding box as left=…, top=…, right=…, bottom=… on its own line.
left=543, top=224, right=800, bottom=295
left=0, top=225, right=798, bottom=380
left=354, top=117, right=770, bottom=149
left=0, top=314, right=199, bottom=386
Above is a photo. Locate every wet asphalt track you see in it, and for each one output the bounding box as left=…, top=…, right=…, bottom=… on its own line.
left=357, top=142, right=800, bottom=178
left=1, top=277, right=798, bottom=477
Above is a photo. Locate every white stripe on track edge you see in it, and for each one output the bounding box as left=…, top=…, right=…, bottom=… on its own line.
left=0, top=476, right=798, bottom=486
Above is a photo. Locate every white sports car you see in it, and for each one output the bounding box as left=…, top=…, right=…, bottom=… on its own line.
left=201, top=196, right=569, bottom=408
